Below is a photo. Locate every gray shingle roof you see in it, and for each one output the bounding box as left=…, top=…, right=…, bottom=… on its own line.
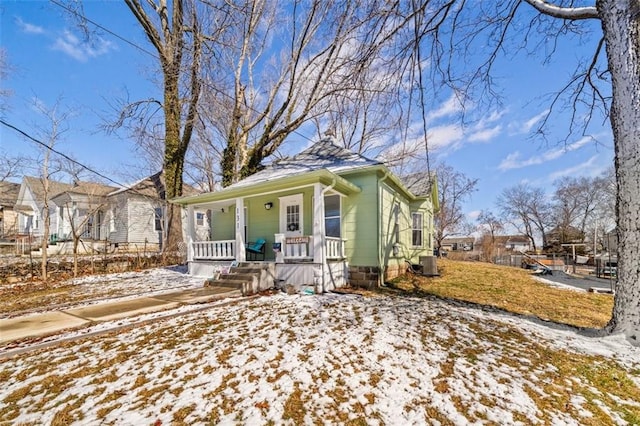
left=227, top=137, right=381, bottom=189
left=401, top=172, right=435, bottom=197
left=22, top=176, right=118, bottom=207
left=0, top=182, right=20, bottom=207
left=109, top=171, right=200, bottom=199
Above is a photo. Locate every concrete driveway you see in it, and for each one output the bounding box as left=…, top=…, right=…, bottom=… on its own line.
left=0, top=285, right=240, bottom=345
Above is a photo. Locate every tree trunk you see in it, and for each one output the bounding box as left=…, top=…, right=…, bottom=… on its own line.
left=41, top=205, right=49, bottom=281
left=162, top=58, right=185, bottom=254
left=598, top=0, right=640, bottom=345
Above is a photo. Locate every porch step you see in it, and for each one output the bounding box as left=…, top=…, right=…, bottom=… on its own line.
left=204, top=263, right=276, bottom=296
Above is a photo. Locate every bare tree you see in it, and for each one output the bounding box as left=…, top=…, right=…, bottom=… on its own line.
left=433, top=163, right=478, bottom=252
left=552, top=176, right=608, bottom=247
left=0, top=151, right=26, bottom=182
left=477, top=210, right=504, bottom=261
left=497, top=183, right=554, bottom=252
left=55, top=185, right=110, bottom=277
left=31, top=98, right=71, bottom=281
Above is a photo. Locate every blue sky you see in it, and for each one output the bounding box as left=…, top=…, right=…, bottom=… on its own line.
left=1, top=1, right=614, bottom=224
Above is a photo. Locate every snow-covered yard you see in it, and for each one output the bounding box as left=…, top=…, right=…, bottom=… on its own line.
left=0, top=266, right=204, bottom=318
left=1, top=280, right=639, bottom=425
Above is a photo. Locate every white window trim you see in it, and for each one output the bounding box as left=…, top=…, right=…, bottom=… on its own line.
left=412, top=212, right=424, bottom=248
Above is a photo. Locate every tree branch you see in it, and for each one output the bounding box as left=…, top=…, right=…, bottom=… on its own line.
left=522, top=0, right=598, bottom=20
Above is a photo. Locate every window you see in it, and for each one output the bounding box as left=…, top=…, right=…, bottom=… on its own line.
left=412, top=212, right=423, bottom=247
left=110, top=207, right=116, bottom=232
left=154, top=207, right=163, bottom=231
left=279, top=194, right=303, bottom=235
left=196, top=212, right=204, bottom=226
left=286, top=204, right=300, bottom=232
left=324, top=194, right=341, bottom=238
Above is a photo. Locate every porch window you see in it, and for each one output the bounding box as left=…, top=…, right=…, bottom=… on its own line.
left=412, top=212, right=423, bottom=247
left=324, top=194, right=341, bottom=237
left=154, top=207, right=163, bottom=231
left=196, top=212, right=204, bottom=226
left=286, top=204, right=300, bottom=232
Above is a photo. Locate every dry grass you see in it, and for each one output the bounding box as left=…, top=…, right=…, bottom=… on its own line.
left=389, top=259, right=614, bottom=328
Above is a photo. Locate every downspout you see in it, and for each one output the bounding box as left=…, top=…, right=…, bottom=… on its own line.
left=378, top=171, right=391, bottom=287
left=319, top=178, right=337, bottom=293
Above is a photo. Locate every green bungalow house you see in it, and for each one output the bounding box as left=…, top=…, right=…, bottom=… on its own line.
left=173, top=137, right=439, bottom=293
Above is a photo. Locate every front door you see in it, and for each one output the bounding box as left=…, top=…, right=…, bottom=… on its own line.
left=279, top=194, right=303, bottom=237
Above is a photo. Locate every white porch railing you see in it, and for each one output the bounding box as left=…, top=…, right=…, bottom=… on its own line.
left=192, top=240, right=235, bottom=260
left=325, top=237, right=346, bottom=259
left=190, top=236, right=345, bottom=262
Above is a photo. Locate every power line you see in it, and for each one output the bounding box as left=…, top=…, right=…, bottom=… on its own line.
left=1, top=118, right=178, bottom=202
left=1, top=118, right=127, bottom=188
left=48, top=0, right=318, bottom=148
left=49, top=0, right=159, bottom=60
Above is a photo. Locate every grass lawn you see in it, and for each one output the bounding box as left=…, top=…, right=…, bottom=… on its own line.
left=388, top=259, right=614, bottom=329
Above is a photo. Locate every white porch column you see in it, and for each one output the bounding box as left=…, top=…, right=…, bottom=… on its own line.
left=186, top=205, right=195, bottom=262
left=235, top=198, right=246, bottom=262
left=313, top=183, right=325, bottom=265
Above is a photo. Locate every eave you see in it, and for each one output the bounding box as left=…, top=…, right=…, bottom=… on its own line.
left=171, top=169, right=361, bottom=206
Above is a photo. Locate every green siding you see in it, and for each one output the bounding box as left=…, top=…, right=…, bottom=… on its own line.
left=211, top=208, right=235, bottom=241
left=203, top=167, right=436, bottom=270
left=341, top=172, right=379, bottom=266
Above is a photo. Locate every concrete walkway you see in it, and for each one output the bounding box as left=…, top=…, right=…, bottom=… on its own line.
left=0, top=285, right=241, bottom=345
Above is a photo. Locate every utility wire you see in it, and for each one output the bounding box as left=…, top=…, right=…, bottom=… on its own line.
left=1, top=118, right=129, bottom=190
left=48, top=0, right=319, bottom=148
left=50, top=0, right=159, bottom=60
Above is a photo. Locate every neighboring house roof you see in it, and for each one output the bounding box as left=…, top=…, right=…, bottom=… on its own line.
left=442, top=237, right=475, bottom=245
left=22, top=176, right=76, bottom=208
left=0, top=182, right=20, bottom=208
left=494, top=235, right=531, bottom=245
left=110, top=171, right=200, bottom=200
left=18, top=176, right=119, bottom=210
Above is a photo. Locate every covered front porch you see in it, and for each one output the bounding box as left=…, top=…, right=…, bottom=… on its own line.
left=180, top=173, right=360, bottom=292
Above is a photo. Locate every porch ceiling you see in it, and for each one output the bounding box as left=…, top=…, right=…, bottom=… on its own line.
left=172, top=169, right=361, bottom=206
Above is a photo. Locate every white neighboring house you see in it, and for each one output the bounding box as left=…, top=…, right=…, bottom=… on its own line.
left=15, top=177, right=75, bottom=240
left=104, top=171, right=208, bottom=251
left=14, top=173, right=207, bottom=253
left=51, top=182, right=118, bottom=242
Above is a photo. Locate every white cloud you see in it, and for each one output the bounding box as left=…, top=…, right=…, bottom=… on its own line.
left=467, top=210, right=481, bottom=220
left=426, top=93, right=464, bottom=123
left=510, top=109, right=550, bottom=134
left=52, top=30, right=115, bottom=62
left=548, top=155, right=603, bottom=180
left=15, top=17, right=45, bottom=34
left=498, top=135, right=594, bottom=171
left=468, top=124, right=501, bottom=143
left=427, top=123, right=465, bottom=150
